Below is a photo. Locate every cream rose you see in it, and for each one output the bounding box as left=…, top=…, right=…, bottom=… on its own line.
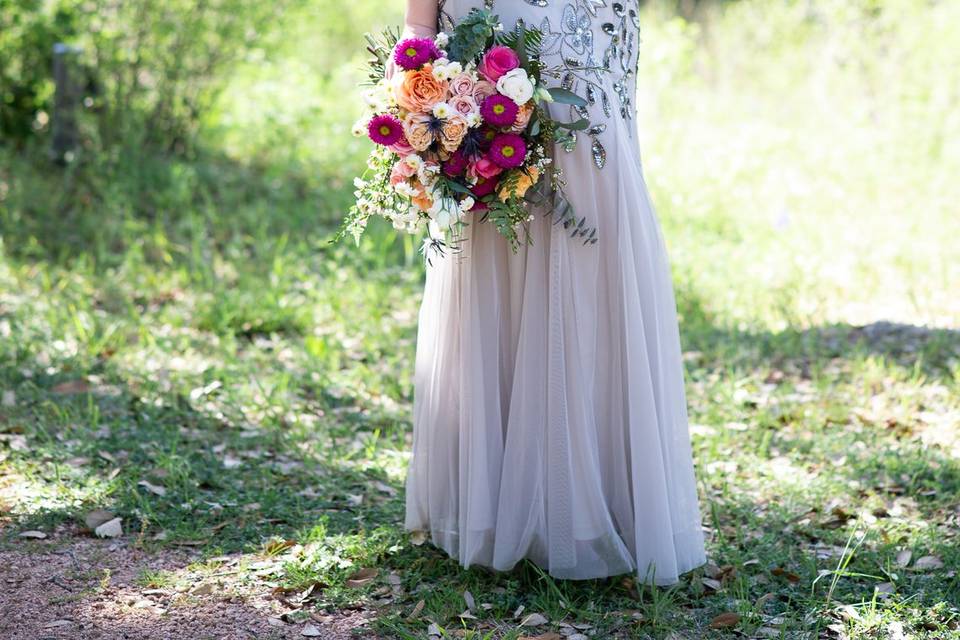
left=496, top=68, right=535, bottom=105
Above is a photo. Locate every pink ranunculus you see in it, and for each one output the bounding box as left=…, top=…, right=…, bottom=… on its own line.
left=449, top=73, right=476, bottom=96
left=469, top=155, right=504, bottom=180
left=472, top=80, right=497, bottom=104
left=389, top=137, right=415, bottom=157
left=390, top=159, right=416, bottom=186
left=449, top=94, right=479, bottom=118
left=478, top=46, right=520, bottom=83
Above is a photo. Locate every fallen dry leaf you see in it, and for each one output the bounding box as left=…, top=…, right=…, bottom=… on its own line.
left=345, top=567, right=378, bottom=588
left=84, top=509, right=116, bottom=530
left=43, top=620, right=73, bottom=629
left=709, top=612, right=741, bottom=629
left=876, top=582, right=896, bottom=594
left=913, top=555, right=944, bottom=570
left=519, top=612, right=549, bottom=627
left=138, top=480, right=167, bottom=497
left=94, top=517, right=123, bottom=539
left=301, top=623, right=322, bottom=637
left=19, top=530, right=47, bottom=539
left=464, top=590, right=475, bottom=611
left=52, top=379, right=90, bottom=394
left=2, top=390, right=15, bottom=407
left=408, top=599, right=425, bottom=619
left=520, top=634, right=562, bottom=640
left=895, top=549, right=912, bottom=568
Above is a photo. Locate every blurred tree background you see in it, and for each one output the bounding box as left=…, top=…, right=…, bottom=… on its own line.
left=0, top=2, right=959, bottom=637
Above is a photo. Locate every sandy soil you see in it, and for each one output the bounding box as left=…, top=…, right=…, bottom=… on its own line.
left=0, top=535, right=375, bottom=640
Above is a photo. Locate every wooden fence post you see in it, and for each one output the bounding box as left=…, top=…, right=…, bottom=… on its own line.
left=51, top=43, right=83, bottom=163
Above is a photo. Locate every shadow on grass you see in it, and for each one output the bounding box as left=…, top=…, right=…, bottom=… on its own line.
left=0, top=349, right=405, bottom=553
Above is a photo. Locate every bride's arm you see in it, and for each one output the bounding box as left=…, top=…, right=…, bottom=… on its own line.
left=386, top=0, right=438, bottom=78
left=404, top=0, right=439, bottom=38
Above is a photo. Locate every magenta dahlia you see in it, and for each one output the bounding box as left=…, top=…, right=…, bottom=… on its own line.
left=480, top=94, right=520, bottom=128
left=367, top=114, right=404, bottom=146
left=488, top=133, right=527, bottom=169
left=394, top=38, right=437, bottom=70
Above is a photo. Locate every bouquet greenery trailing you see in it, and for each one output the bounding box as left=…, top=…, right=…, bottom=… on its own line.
left=338, top=9, right=598, bottom=258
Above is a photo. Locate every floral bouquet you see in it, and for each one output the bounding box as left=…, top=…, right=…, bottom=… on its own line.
left=338, top=9, right=597, bottom=256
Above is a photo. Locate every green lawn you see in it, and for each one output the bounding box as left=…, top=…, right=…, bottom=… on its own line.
left=1, top=0, right=958, bottom=638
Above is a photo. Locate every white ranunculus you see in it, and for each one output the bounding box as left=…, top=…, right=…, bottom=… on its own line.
left=496, top=68, right=535, bottom=105
left=458, top=196, right=475, bottom=212
left=434, top=32, right=449, bottom=47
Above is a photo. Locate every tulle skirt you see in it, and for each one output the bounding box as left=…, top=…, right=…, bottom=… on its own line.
left=405, top=0, right=706, bottom=584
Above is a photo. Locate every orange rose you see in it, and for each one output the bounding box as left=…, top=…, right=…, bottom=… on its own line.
left=411, top=184, right=433, bottom=212
left=498, top=167, right=541, bottom=201
left=395, top=65, right=449, bottom=114
left=403, top=113, right=434, bottom=151
left=511, top=102, right=534, bottom=133
left=438, top=114, right=468, bottom=152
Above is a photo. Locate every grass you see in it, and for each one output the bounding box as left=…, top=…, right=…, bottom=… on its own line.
left=1, top=0, right=959, bottom=638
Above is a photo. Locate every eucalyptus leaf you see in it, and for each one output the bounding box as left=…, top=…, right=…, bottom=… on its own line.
left=547, top=88, right=589, bottom=107
left=557, top=118, right=590, bottom=131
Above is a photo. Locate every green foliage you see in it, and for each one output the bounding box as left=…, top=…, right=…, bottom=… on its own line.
left=445, top=9, right=499, bottom=64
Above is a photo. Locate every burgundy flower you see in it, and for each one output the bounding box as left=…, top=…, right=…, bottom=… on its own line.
left=480, top=94, right=519, bottom=128
left=471, top=174, right=499, bottom=198
left=367, top=114, right=404, bottom=146
left=488, top=133, right=527, bottom=169
left=443, top=150, right=469, bottom=176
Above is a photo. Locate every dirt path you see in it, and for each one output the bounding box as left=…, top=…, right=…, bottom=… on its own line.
left=0, top=535, right=373, bottom=640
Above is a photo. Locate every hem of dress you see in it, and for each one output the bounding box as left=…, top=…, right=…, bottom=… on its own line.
left=405, top=524, right=707, bottom=584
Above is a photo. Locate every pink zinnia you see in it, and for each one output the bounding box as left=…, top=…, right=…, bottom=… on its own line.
left=480, top=94, right=519, bottom=128
left=488, top=133, right=527, bottom=169
left=394, top=38, right=437, bottom=70
left=368, top=114, right=403, bottom=146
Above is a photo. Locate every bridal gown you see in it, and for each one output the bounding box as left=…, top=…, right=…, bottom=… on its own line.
left=405, top=0, right=706, bottom=584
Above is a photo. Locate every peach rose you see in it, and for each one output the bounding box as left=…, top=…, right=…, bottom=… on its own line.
left=449, top=73, right=476, bottom=96
left=510, top=102, right=534, bottom=133
left=395, top=65, right=449, bottom=114
left=403, top=113, right=435, bottom=152
left=438, top=114, right=469, bottom=152
left=472, top=80, right=496, bottom=103
left=498, top=167, right=540, bottom=201
left=390, top=160, right=416, bottom=186
left=411, top=184, right=433, bottom=212
left=449, top=94, right=479, bottom=118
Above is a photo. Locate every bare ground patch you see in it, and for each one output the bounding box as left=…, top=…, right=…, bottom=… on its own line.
left=0, top=535, right=374, bottom=640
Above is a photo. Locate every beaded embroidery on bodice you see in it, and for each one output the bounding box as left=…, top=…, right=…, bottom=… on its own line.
left=438, top=0, right=641, bottom=169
